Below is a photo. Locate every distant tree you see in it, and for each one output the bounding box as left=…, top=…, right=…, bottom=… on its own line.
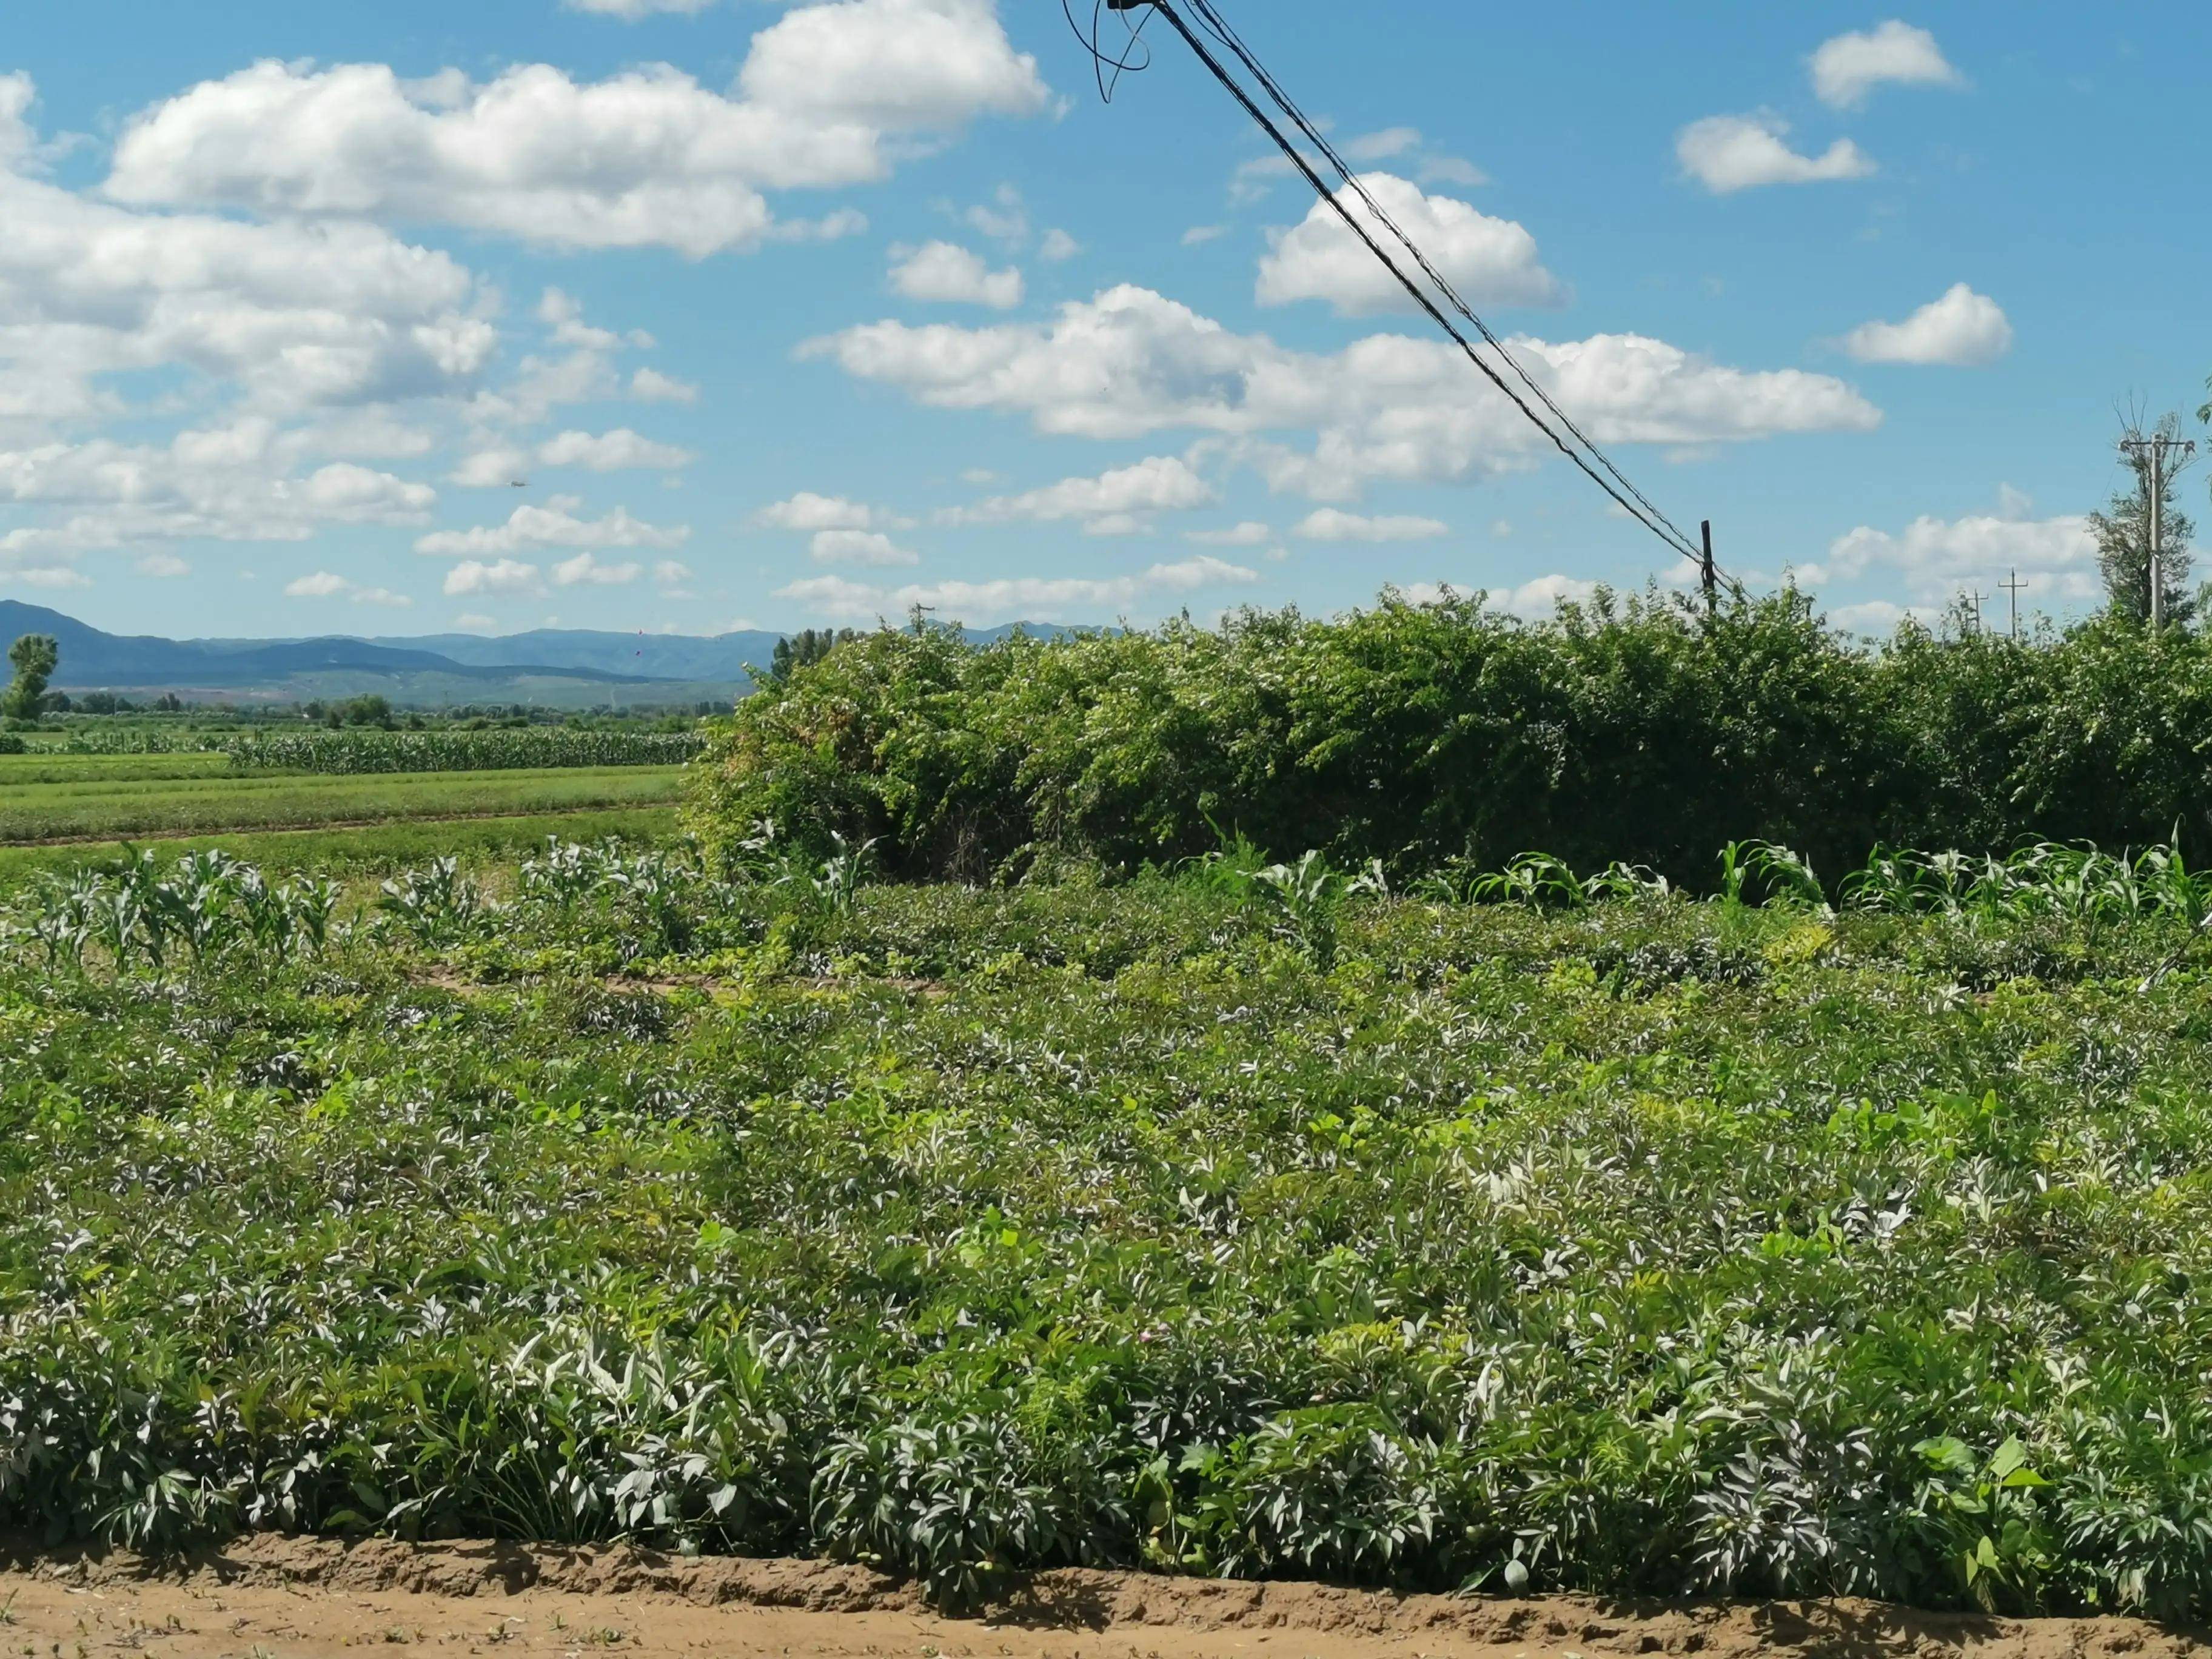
left=339, top=694, right=394, bottom=728
left=2091, top=413, right=2197, bottom=626
left=3, top=633, right=58, bottom=720
left=768, top=627, right=857, bottom=685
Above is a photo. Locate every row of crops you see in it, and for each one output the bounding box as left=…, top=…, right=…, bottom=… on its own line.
left=7, top=831, right=2212, bottom=1614
left=223, top=728, right=705, bottom=774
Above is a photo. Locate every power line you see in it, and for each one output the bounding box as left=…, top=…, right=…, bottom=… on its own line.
left=1175, top=0, right=1708, bottom=566
left=1102, top=0, right=1725, bottom=584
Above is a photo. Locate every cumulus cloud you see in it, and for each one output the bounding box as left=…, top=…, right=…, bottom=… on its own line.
left=415, top=502, right=689, bottom=557
left=1295, top=509, right=1448, bottom=542
left=1818, top=509, right=2097, bottom=602
left=810, top=529, right=919, bottom=566
left=1677, top=113, right=1875, bottom=193
left=284, top=569, right=413, bottom=605
left=538, top=429, right=696, bottom=471
left=552, top=551, right=642, bottom=586
left=754, top=491, right=897, bottom=531
left=943, top=455, right=1214, bottom=529
left=1185, top=521, right=1270, bottom=547
left=0, top=429, right=437, bottom=570
left=1843, top=284, right=2013, bottom=367
left=805, top=285, right=1880, bottom=500
left=1039, top=229, right=1079, bottom=262
left=1811, top=21, right=1962, bottom=109
left=103, top=0, right=1050, bottom=256
left=889, top=241, right=1024, bottom=309
left=136, top=552, right=192, bottom=577
left=443, top=558, right=546, bottom=597
left=1258, top=172, right=1558, bottom=315
left=565, top=0, right=716, bottom=16
left=0, top=96, right=494, bottom=427
left=776, top=552, right=1258, bottom=623
left=631, top=368, right=699, bottom=403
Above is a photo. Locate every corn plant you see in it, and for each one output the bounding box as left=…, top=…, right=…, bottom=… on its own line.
left=375, top=857, right=481, bottom=943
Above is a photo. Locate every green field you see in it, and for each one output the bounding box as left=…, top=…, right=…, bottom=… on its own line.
left=5, top=837, right=2212, bottom=1617
left=0, top=805, right=682, bottom=885
left=0, top=761, right=685, bottom=843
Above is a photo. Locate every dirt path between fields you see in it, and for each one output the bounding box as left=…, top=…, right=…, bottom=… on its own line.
left=1, top=1537, right=2202, bottom=1659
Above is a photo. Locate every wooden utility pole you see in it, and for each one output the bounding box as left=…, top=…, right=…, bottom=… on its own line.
left=1700, top=520, right=1716, bottom=615
left=2120, top=432, right=2197, bottom=629
left=1965, top=589, right=1988, bottom=636
left=1999, top=569, right=2026, bottom=640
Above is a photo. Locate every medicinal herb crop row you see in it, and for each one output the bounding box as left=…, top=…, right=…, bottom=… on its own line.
left=3, top=839, right=2211, bottom=1617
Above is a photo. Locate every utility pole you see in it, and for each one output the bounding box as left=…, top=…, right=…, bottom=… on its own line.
left=1965, top=589, right=1988, bottom=637
left=1999, top=569, right=2026, bottom=640
left=2120, top=431, right=2197, bottom=629
left=1699, top=520, right=1716, bottom=616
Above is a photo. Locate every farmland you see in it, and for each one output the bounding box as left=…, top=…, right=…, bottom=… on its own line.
left=0, top=736, right=690, bottom=881
left=5, top=833, right=2212, bottom=1620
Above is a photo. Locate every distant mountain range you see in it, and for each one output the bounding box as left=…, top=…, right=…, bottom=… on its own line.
left=0, top=602, right=1068, bottom=709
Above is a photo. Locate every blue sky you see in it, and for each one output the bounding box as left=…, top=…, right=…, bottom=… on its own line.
left=2, top=1, right=2207, bottom=640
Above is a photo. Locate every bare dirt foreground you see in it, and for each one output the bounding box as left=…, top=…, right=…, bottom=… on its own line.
left=0, top=1539, right=2205, bottom=1659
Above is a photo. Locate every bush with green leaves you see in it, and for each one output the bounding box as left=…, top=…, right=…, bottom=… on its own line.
left=690, top=592, right=2212, bottom=889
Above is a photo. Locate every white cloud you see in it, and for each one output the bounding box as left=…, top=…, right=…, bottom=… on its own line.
left=1828, top=598, right=1922, bottom=633
left=631, top=368, right=699, bottom=404
left=0, top=101, right=493, bottom=427
left=1821, top=510, right=2097, bottom=602
left=890, top=240, right=1024, bottom=309
left=1811, top=21, right=1962, bottom=110
left=136, top=552, right=191, bottom=577
left=284, top=569, right=412, bottom=605
left=104, top=1, right=1050, bottom=256
left=415, top=503, right=689, bottom=557
left=806, top=284, right=1879, bottom=500
left=1489, top=518, right=1512, bottom=538
left=943, top=455, right=1215, bottom=528
left=0, top=432, right=436, bottom=561
left=1185, top=521, right=1270, bottom=546
left=1182, top=224, right=1227, bottom=246
left=538, top=429, right=696, bottom=471
left=552, top=551, right=642, bottom=586
left=1342, top=127, right=1419, bottom=163
left=450, top=445, right=533, bottom=489
left=1039, top=228, right=1080, bottom=262
left=1843, top=284, right=2013, bottom=367
left=1500, top=573, right=1597, bottom=617
left=538, top=288, right=625, bottom=352
left=1295, top=508, right=1449, bottom=542
left=776, top=552, right=1258, bottom=623
left=809, top=528, right=919, bottom=566
left=652, top=558, right=692, bottom=589
left=565, top=0, right=716, bottom=16
left=1258, top=172, right=1559, bottom=315
left=453, top=612, right=498, bottom=630
left=1677, top=113, right=1875, bottom=193
left=756, top=491, right=890, bottom=531
left=0, top=72, right=35, bottom=172
left=963, top=183, right=1027, bottom=245
left=444, top=558, right=546, bottom=598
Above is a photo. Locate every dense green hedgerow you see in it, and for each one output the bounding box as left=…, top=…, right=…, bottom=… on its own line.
left=688, top=591, right=2212, bottom=885
left=7, top=843, right=2212, bottom=1614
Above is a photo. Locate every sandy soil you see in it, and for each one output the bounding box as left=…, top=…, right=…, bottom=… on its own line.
left=0, top=1538, right=2203, bottom=1659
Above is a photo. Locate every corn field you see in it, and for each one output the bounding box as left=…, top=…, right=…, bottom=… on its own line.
left=224, top=728, right=705, bottom=774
